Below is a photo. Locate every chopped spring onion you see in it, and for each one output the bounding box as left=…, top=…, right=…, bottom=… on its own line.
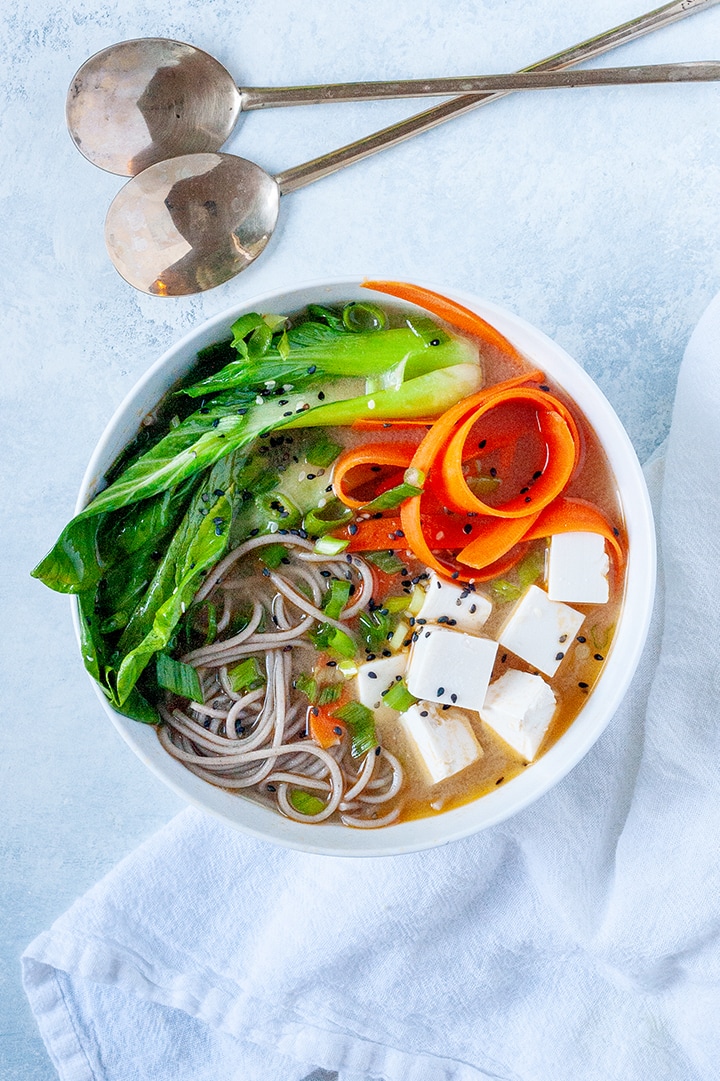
left=358, top=609, right=393, bottom=652
left=156, top=653, right=203, bottom=702
left=517, top=547, right=545, bottom=590
left=317, top=684, right=343, bottom=706
left=310, top=623, right=357, bottom=659
left=305, top=433, right=343, bottom=468
left=382, top=679, right=417, bottom=712
left=383, top=595, right=412, bottom=614
left=289, top=790, right=327, bottom=816
left=228, top=656, right=266, bottom=694
left=332, top=701, right=378, bottom=758
left=342, top=301, right=388, bottom=332
left=256, top=492, right=301, bottom=530
left=323, top=578, right=352, bottom=620
left=303, top=500, right=354, bottom=537
left=388, top=620, right=410, bottom=652
left=257, top=543, right=289, bottom=569
left=360, top=470, right=425, bottom=513
left=313, top=535, right=350, bottom=556
left=365, top=550, right=406, bottom=574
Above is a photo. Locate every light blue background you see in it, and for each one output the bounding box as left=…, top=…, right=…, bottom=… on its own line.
left=3, top=1, right=720, bottom=1076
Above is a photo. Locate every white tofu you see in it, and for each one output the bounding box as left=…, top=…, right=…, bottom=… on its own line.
left=355, top=653, right=408, bottom=711
left=406, top=626, right=498, bottom=709
left=498, top=584, right=585, bottom=677
left=480, top=670, right=557, bottom=760
left=416, top=572, right=492, bottom=634
left=547, top=531, right=610, bottom=604
left=397, top=700, right=483, bottom=784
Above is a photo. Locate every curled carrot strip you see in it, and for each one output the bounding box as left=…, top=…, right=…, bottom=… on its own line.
left=522, top=496, right=625, bottom=570
left=455, top=512, right=542, bottom=568
left=362, top=280, right=527, bottom=365
left=331, top=443, right=420, bottom=509
left=437, top=387, right=579, bottom=519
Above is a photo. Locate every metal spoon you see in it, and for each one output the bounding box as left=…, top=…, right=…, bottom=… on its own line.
left=104, top=0, right=720, bottom=295
left=69, top=35, right=719, bottom=177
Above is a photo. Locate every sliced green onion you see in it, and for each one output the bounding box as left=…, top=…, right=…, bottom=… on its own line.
left=467, top=474, right=502, bottom=496
left=365, top=550, right=406, bottom=574
left=332, top=701, right=378, bottom=758
left=407, top=585, right=426, bottom=616
left=228, top=656, right=266, bottom=694
left=156, top=653, right=203, bottom=702
left=255, top=492, right=302, bottom=530
left=303, top=500, right=354, bottom=537
left=313, top=535, right=350, bottom=556
left=360, top=471, right=424, bottom=513
left=288, top=790, right=327, bottom=816
left=358, top=609, right=393, bottom=651
left=262, top=313, right=288, bottom=333
left=382, top=679, right=417, bottom=713
left=517, top=547, right=545, bottom=590
left=230, top=312, right=265, bottom=354
left=317, top=684, right=343, bottom=706
left=202, top=602, right=218, bottom=646
left=342, top=301, right=388, bottom=332
left=388, top=620, right=410, bottom=652
left=323, top=578, right=352, bottom=620
left=305, top=434, right=343, bottom=468
left=257, top=543, right=289, bottom=569
left=383, top=595, right=411, bottom=614
left=294, top=672, right=317, bottom=701
left=310, top=622, right=357, bottom=659
left=491, top=579, right=522, bottom=603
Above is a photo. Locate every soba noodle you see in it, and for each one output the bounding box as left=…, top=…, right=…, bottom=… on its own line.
left=158, top=534, right=403, bottom=826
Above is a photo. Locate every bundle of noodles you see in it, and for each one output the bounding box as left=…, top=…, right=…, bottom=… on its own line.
left=158, top=535, right=404, bottom=827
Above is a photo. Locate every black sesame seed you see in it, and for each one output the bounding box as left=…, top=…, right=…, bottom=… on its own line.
left=555, top=652, right=565, bottom=661
left=348, top=524, right=358, bottom=536
left=594, top=653, right=604, bottom=661
left=533, top=470, right=543, bottom=479
left=577, top=635, right=586, bottom=643
left=267, top=784, right=277, bottom=792
left=447, top=619, right=457, bottom=626
left=578, top=681, right=589, bottom=689
left=420, top=710, right=429, bottom=717
left=495, top=777, right=504, bottom=785
left=382, top=649, right=391, bottom=657
left=490, top=467, right=497, bottom=477
left=368, top=672, right=377, bottom=679
left=437, top=686, right=445, bottom=696
left=501, top=653, right=507, bottom=663
left=307, top=364, right=317, bottom=374
left=463, top=524, right=473, bottom=535
left=317, top=391, right=325, bottom=400
left=451, top=571, right=459, bottom=580
left=469, top=604, right=477, bottom=614
left=478, top=439, right=487, bottom=449
left=539, top=384, right=550, bottom=392
left=450, top=693, right=457, bottom=703
left=442, top=704, right=451, bottom=711
left=326, top=660, right=337, bottom=667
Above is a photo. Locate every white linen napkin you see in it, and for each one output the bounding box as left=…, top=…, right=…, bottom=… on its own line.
left=22, top=292, right=720, bottom=1081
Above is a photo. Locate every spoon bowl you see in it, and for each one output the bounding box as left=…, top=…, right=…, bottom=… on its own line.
left=67, top=39, right=242, bottom=175
left=105, top=153, right=279, bottom=294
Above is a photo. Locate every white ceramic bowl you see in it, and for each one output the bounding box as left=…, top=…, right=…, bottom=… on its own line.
left=73, top=278, right=656, bottom=856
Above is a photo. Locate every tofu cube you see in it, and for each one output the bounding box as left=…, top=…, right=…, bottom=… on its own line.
left=547, top=531, right=610, bottom=604
left=406, top=626, right=498, bottom=709
left=480, top=670, right=557, bottom=760
left=397, top=700, right=483, bottom=784
left=498, top=584, right=585, bottom=677
left=416, top=572, right=492, bottom=633
left=356, top=653, right=408, bottom=711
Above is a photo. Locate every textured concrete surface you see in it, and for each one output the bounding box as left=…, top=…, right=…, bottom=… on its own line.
left=3, top=0, right=720, bottom=1076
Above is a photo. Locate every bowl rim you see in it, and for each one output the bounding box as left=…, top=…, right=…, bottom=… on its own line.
left=72, top=276, right=656, bottom=856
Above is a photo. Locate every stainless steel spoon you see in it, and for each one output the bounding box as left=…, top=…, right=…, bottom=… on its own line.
left=104, top=0, right=720, bottom=295
left=70, top=34, right=720, bottom=176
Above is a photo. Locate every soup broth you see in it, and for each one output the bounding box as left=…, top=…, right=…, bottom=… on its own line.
left=32, top=284, right=626, bottom=830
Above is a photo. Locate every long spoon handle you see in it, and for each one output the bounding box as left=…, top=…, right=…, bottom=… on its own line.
left=241, top=60, right=720, bottom=110
left=275, top=0, right=720, bottom=193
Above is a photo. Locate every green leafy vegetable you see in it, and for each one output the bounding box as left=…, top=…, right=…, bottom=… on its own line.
left=257, top=543, right=289, bottom=569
